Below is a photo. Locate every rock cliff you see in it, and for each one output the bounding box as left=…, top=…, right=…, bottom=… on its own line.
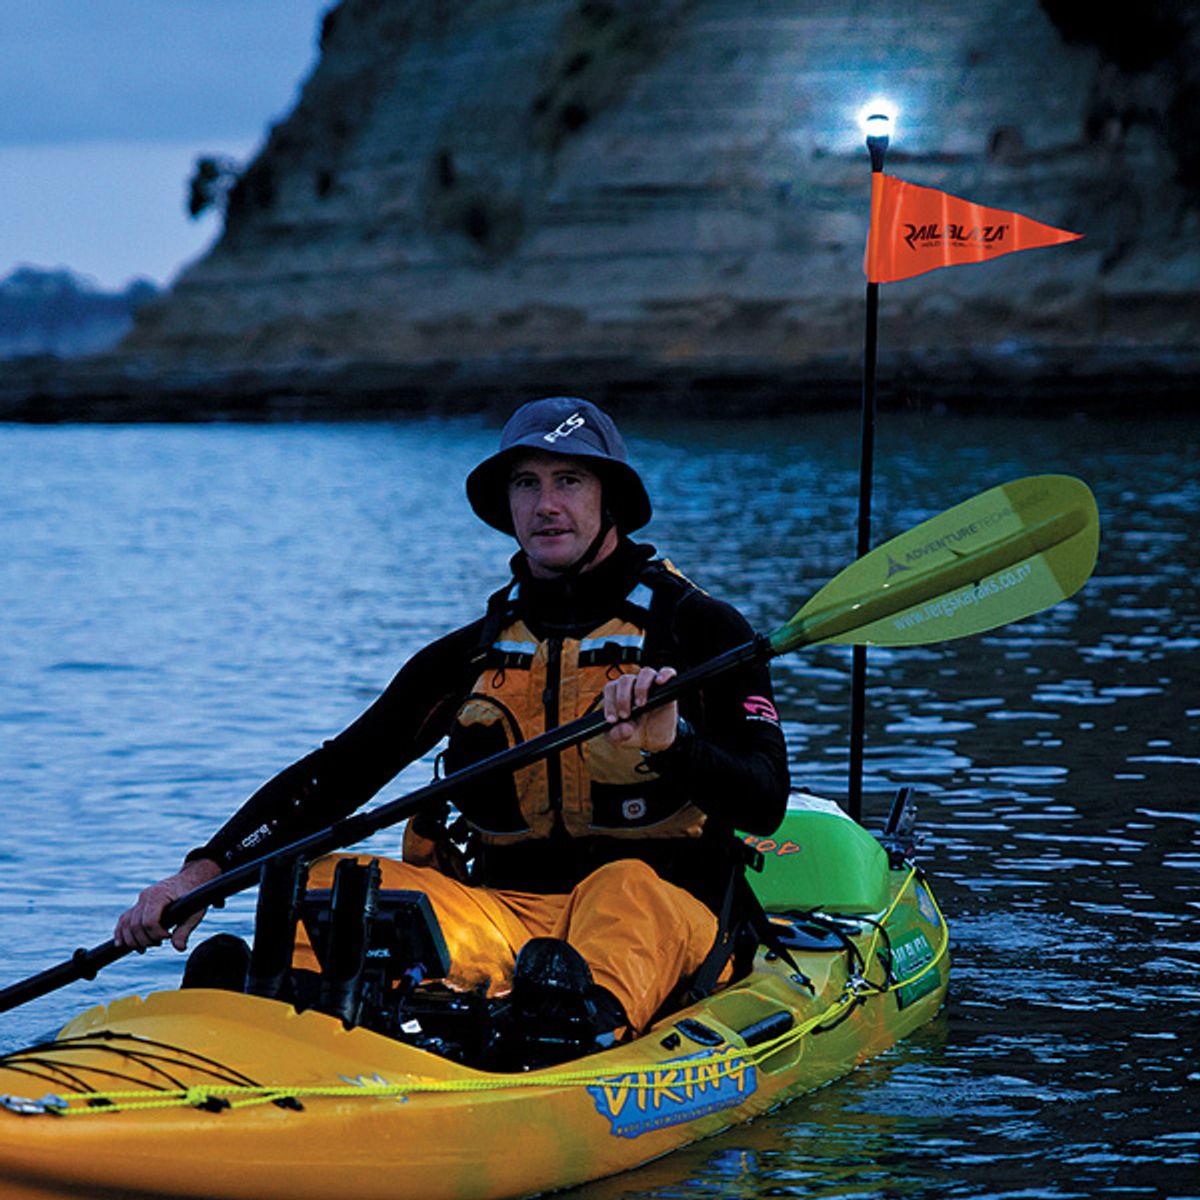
left=24, top=0, right=1200, bottom=414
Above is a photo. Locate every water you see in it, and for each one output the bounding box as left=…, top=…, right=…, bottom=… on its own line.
left=1, top=414, right=1197, bottom=1198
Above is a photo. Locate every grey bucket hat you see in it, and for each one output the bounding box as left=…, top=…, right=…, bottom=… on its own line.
left=466, top=397, right=652, bottom=534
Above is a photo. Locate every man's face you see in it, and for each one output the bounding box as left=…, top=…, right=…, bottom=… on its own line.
left=507, top=450, right=605, bottom=577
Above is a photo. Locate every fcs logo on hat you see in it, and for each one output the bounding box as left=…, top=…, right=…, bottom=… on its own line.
left=543, top=412, right=585, bottom=444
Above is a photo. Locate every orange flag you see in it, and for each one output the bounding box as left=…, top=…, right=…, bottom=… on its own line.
left=864, top=174, right=1082, bottom=284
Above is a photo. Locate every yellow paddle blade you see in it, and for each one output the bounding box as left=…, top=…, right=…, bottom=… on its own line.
left=769, top=475, right=1099, bottom=653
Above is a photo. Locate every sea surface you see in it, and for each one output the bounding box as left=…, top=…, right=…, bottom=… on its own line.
left=0, top=414, right=1196, bottom=1198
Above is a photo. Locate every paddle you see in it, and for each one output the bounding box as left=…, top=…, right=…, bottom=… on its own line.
left=0, top=474, right=1098, bottom=1015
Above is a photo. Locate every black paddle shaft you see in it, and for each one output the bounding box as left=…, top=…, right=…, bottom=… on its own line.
left=0, top=636, right=769, bottom=1014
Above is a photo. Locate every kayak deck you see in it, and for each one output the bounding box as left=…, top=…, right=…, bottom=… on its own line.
left=0, top=865, right=947, bottom=1200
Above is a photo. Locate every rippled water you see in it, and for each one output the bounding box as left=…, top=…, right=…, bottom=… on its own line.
left=1, top=414, right=1197, bottom=1198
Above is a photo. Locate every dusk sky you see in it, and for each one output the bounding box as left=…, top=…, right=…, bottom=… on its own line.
left=1, top=1, right=332, bottom=290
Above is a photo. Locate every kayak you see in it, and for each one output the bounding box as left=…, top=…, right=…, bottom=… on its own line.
left=0, top=795, right=948, bottom=1200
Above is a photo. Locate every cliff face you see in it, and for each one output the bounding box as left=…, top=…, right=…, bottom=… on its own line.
left=121, top=0, right=1200, bottom=402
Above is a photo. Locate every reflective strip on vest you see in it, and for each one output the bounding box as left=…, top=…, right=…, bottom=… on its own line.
left=627, top=582, right=655, bottom=613
left=578, top=633, right=643, bottom=653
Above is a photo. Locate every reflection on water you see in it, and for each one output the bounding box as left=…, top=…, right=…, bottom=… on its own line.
left=0, top=414, right=1197, bottom=1197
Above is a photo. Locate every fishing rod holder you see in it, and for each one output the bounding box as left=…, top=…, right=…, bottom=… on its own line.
left=879, top=786, right=923, bottom=866
left=246, top=855, right=310, bottom=1001
left=242, top=854, right=451, bottom=1034
left=298, top=859, right=451, bottom=1031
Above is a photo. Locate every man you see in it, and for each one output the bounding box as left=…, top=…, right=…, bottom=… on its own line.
left=116, top=397, right=788, bottom=1057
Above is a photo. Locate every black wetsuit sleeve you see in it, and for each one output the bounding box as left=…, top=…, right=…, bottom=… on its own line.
left=646, top=590, right=789, bottom=835
left=186, top=621, right=485, bottom=871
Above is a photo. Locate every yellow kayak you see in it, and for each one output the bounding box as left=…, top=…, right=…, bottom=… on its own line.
left=0, top=801, right=948, bottom=1200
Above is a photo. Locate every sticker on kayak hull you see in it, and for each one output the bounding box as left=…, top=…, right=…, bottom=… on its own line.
left=338, top=1072, right=408, bottom=1103
left=588, top=1046, right=757, bottom=1139
left=888, top=931, right=941, bottom=1009
left=916, top=883, right=937, bottom=925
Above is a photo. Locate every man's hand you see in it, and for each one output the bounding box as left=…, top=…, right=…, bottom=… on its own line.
left=114, top=858, right=222, bottom=953
left=602, top=666, right=678, bottom=752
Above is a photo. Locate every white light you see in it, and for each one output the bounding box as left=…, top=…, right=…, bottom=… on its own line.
left=858, top=99, right=898, bottom=139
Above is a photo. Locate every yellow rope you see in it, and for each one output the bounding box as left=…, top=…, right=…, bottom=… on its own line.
left=861, top=867, right=951, bottom=991
left=28, top=872, right=948, bottom=1118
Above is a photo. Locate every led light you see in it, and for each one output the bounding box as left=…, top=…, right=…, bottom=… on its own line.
left=858, top=99, right=897, bottom=140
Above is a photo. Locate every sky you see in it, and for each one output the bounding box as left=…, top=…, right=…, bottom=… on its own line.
left=0, top=1, right=333, bottom=290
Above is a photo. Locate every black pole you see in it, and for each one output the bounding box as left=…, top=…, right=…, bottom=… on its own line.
left=848, top=121, right=890, bottom=824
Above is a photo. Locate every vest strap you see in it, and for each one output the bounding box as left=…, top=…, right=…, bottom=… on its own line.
left=686, top=839, right=800, bottom=1002
left=469, top=579, right=519, bottom=667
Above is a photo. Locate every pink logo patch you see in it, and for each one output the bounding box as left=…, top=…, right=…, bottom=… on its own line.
left=743, top=695, right=779, bottom=722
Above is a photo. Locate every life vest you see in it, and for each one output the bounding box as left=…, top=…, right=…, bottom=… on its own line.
left=444, top=562, right=707, bottom=846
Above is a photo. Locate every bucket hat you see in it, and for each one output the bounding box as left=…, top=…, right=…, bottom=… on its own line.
left=466, top=397, right=652, bottom=534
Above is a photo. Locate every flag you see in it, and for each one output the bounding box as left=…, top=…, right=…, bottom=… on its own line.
left=864, top=174, right=1082, bottom=284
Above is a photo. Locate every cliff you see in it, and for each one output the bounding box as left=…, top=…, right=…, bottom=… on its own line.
left=11, top=0, right=1200, bottom=417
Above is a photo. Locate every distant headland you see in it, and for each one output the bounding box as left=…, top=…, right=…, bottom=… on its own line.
left=5, top=0, right=1199, bottom=420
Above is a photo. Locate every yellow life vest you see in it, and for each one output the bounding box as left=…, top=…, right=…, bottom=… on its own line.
left=444, top=567, right=707, bottom=846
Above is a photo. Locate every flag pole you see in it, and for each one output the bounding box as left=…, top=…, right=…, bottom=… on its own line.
left=848, top=108, right=891, bottom=824
left=844, top=107, right=1079, bottom=822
